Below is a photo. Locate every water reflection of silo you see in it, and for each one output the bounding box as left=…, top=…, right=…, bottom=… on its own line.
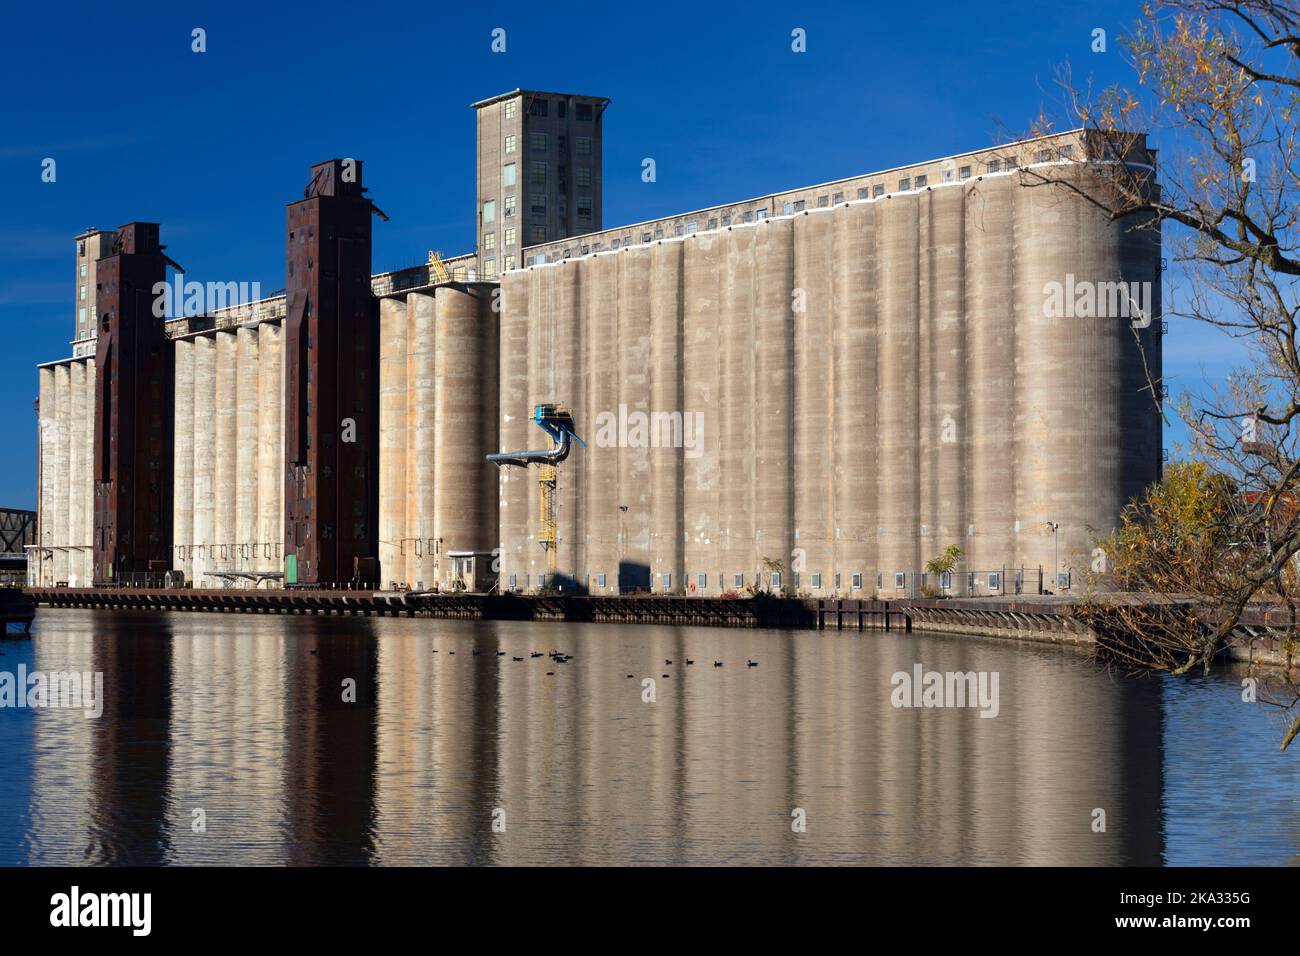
left=166, top=613, right=288, bottom=864
left=25, top=609, right=101, bottom=864
left=86, top=610, right=174, bottom=865
left=281, top=615, right=379, bottom=865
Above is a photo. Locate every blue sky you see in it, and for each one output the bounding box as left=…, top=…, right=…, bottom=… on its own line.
left=0, top=0, right=1237, bottom=506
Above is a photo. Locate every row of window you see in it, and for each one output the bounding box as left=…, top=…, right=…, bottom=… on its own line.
left=504, top=570, right=1030, bottom=592
left=500, top=161, right=594, bottom=188
left=514, top=148, right=1071, bottom=267
left=506, top=98, right=595, bottom=121
left=503, top=133, right=593, bottom=156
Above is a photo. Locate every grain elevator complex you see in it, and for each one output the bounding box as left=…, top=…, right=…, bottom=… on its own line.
left=32, top=89, right=1163, bottom=597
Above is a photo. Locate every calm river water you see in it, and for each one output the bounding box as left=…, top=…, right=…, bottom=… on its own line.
left=0, top=608, right=1295, bottom=865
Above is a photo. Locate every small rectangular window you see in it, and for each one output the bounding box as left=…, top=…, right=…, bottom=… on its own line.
left=504, top=254, right=515, bottom=271
left=914, top=175, right=927, bottom=187
left=661, top=573, right=671, bottom=591
left=810, top=572, right=822, bottom=590
left=483, top=232, right=496, bottom=251
left=988, top=572, right=1001, bottom=591
left=941, top=571, right=952, bottom=591
left=899, top=178, right=911, bottom=191
left=832, top=191, right=844, bottom=204
left=696, top=572, right=706, bottom=590
left=733, top=572, right=743, bottom=588
left=770, top=571, right=781, bottom=590
left=958, top=166, right=971, bottom=179
left=596, top=572, right=607, bottom=588
left=502, top=163, right=516, bottom=187
left=894, top=572, right=906, bottom=590
left=782, top=202, right=793, bottom=214
left=686, top=221, right=698, bottom=234
left=504, top=195, right=516, bottom=217
left=707, top=218, right=717, bottom=229
left=530, top=161, right=546, bottom=184
left=482, top=200, right=496, bottom=223
left=857, top=187, right=867, bottom=199
left=1057, top=570, right=1071, bottom=590
left=509, top=573, right=517, bottom=589
left=986, top=159, right=1001, bottom=173
left=483, top=257, right=496, bottom=278
left=817, top=195, right=829, bottom=207
left=529, top=98, right=548, bottom=117
left=721, top=214, right=732, bottom=226
left=504, top=134, right=516, bottom=154
left=851, top=572, right=863, bottom=590
left=742, top=211, right=753, bottom=222
left=755, top=208, right=767, bottom=219
left=576, top=167, right=592, bottom=187
left=531, top=225, right=546, bottom=243
left=504, top=101, right=517, bottom=120
left=576, top=136, right=592, bottom=155
left=504, top=227, right=516, bottom=247
left=872, top=184, right=884, bottom=197
left=576, top=102, right=593, bottom=121
left=793, top=200, right=806, bottom=212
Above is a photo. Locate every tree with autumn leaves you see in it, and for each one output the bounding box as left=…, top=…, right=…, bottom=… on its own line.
left=1028, top=2, right=1299, bottom=747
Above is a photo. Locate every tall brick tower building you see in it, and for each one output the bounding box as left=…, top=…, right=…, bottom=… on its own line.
left=92, top=222, right=177, bottom=584
left=283, top=159, right=384, bottom=586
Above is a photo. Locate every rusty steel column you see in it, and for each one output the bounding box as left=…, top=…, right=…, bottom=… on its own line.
left=283, top=159, right=384, bottom=587
left=92, top=222, right=176, bottom=585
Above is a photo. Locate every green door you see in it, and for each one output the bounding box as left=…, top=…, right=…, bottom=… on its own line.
left=285, top=553, right=298, bottom=586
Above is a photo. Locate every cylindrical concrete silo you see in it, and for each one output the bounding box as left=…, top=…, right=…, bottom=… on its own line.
left=192, top=335, right=217, bottom=587
left=550, top=262, right=584, bottom=588
left=833, top=201, right=878, bottom=596
left=753, top=218, right=796, bottom=590
left=213, top=330, right=237, bottom=573
left=37, top=367, right=55, bottom=586
left=68, top=361, right=86, bottom=585
left=964, top=176, right=1017, bottom=591
left=173, top=339, right=195, bottom=584
left=433, top=285, right=497, bottom=589
left=648, top=240, right=684, bottom=592
left=257, top=322, right=283, bottom=574
left=616, top=249, right=653, bottom=593
left=235, top=326, right=259, bottom=578
left=792, top=211, right=834, bottom=595
left=408, top=292, right=436, bottom=589
left=681, top=232, right=721, bottom=594
left=79, top=360, right=96, bottom=584
left=52, top=364, right=70, bottom=585
left=717, top=228, right=757, bottom=593
left=498, top=273, right=530, bottom=590
left=928, top=186, right=968, bottom=583
left=582, top=255, right=619, bottom=594
left=875, top=196, right=922, bottom=592
left=378, top=297, right=408, bottom=589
